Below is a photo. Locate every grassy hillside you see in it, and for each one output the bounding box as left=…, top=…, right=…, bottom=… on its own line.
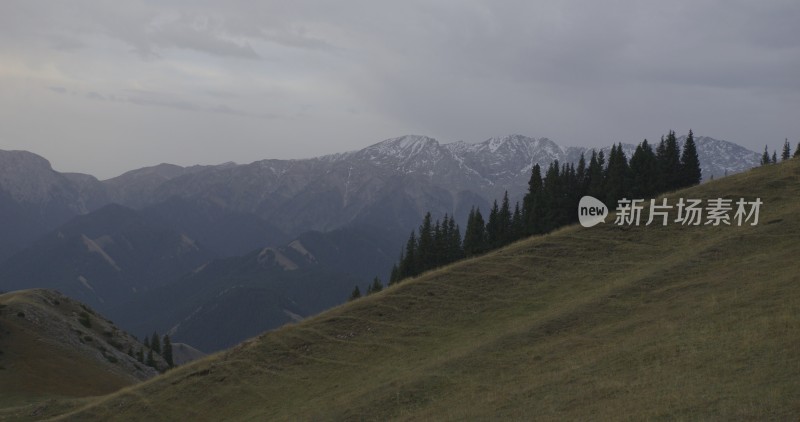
left=0, top=290, right=163, bottom=410
left=8, top=159, right=800, bottom=420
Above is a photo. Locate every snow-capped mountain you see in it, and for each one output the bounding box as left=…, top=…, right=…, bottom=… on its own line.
left=0, top=134, right=761, bottom=261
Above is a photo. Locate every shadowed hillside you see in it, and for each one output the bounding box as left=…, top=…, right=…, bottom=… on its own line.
left=4, top=158, right=800, bottom=421
left=0, top=290, right=163, bottom=409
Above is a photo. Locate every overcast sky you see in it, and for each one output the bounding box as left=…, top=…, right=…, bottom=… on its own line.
left=1, top=1, right=798, bottom=178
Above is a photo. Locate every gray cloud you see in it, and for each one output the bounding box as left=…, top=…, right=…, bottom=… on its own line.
left=49, top=85, right=278, bottom=119
left=1, top=0, right=798, bottom=178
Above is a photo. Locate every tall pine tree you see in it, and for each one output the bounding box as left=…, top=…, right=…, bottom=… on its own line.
left=541, top=161, right=562, bottom=232
left=782, top=139, right=791, bottom=161
left=511, top=202, right=523, bottom=242
left=446, top=216, right=463, bottom=262
left=400, top=231, right=417, bottom=278
left=486, top=200, right=501, bottom=248
left=498, top=191, right=512, bottom=245
left=522, top=163, right=545, bottom=235
left=416, top=212, right=434, bottom=273
left=761, top=145, right=771, bottom=166
left=587, top=150, right=605, bottom=202
left=576, top=153, right=587, bottom=193
left=463, top=207, right=486, bottom=256
left=679, top=130, right=702, bottom=187
left=604, top=143, right=630, bottom=207
left=657, top=131, right=681, bottom=190
left=629, top=139, right=660, bottom=198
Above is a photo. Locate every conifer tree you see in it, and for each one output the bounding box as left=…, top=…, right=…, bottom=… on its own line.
left=162, top=335, right=174, bottom=367
left=523, top=163, right=544, bottom=235
left=541, top=161, right=562, bottom=232
left=795, top=142, right=800, bottom=158
left=511, top=202, right=523, bottom=241
left=143, top=336, right=150, bottom=349
left=151, top=332, right=161, bottom=355
left=486, top=200, right=501, bottom=248
left=629, top=139, right=660, bottom=198
left=463, top=207, right=486, bottom=256
left=400, top=231, right=417, bottom=278
left=657, top=131, right=681, bottom=190
left=782, top=139, right=791, bottom=161
left=416, top=212, right=434, bottom=273
left=772, top=150, right=778, bottom=164
left=349, top=286, right=361, bottom=301
left=498, top=191, right=512, bottom=245
left=679, top=130, right=702, bottom=187
left=136, top=347, right=144, bottom=363
left=761, top=145, right=771, bottom=166
left=446, top=216, right=462, bottom=262
left=562, top=162, right=581, bottom=224
left=368, top=277, right=383, bottom=295
left=146, top=349, right=156, bottom=368
left=432, top=218, right=444, bottom=268
left=389, top=263, right=399, bottom=285
left=604, top=143, right=630, bottom=207
left=586, top=151, right=606, bottom=204
left=576, top=153, right=587, bottom=193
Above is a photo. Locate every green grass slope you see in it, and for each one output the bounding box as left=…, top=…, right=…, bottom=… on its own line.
left=20, top=159, right=800, bottom=420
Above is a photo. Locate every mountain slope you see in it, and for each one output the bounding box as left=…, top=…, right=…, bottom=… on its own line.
left=0, top=204, right=213, bottom=314
left=0, top=150, right=109, bottom=261
left=140, top=197, right=289, bottom=257
left=0, top=289, right=161, bottom=408
left=110, top=225, right=397, bottom=353
left=28, top=158, right=800, bottom=421
left=113, top=242, right=363, bottom=353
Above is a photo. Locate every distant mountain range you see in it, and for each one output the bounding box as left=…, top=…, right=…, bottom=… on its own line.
left=0, top=134, right=761, bottom=351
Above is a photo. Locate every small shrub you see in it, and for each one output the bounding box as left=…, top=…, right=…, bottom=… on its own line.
left=83, top=336, right=93, bottom=342
left=104, top=353, right=119, bottom=364
left=16, top=312, right=24, bottom=318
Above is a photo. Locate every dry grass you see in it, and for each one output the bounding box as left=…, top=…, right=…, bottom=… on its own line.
left=5, top=159, right=800, bottom=421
